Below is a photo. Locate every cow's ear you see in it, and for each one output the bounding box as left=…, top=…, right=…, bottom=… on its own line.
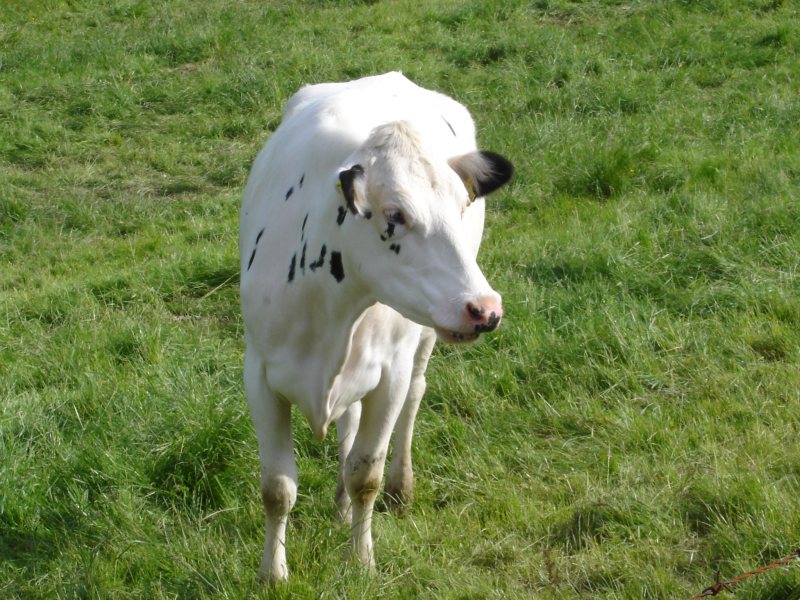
left=338, top=164, right=369, bottom=216
left=448, top=151, right=514, bottom=199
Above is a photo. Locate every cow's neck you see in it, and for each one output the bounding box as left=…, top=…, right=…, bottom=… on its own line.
left=271, top=202, right=374, bottom=439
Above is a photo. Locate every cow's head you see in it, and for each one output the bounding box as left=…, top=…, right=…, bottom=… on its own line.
left=336, top=121, right=513, bottom=343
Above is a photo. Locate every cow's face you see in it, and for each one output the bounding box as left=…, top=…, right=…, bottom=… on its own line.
left=338, top=122, right=513, bottom=343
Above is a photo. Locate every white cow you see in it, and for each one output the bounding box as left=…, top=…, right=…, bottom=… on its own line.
left=239, top=72, right=513, bottom=582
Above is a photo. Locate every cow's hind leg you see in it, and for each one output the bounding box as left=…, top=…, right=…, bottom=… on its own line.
left=244, top=348, right=297, bottom=583
left=385, top=329, right=436, bottom=511
left=335, top=401, right=361, bottom=523
left=346, top=368, right=412, bottom=568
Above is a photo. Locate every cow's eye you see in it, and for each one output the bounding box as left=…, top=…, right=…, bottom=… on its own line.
left=383, top=208, right=407, bottom=226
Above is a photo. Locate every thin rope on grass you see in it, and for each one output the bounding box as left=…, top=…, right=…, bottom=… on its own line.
left=691, top=549, right=800, bottom=599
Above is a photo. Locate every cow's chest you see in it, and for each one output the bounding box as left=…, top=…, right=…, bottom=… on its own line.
left=262, top=304, right=421, bottom=439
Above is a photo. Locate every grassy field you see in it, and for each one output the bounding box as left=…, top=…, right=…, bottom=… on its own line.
left=2, top=0, right=799, bottom=597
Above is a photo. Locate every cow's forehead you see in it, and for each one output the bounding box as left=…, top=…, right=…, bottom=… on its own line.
left=368, top=152, right=468, bottom=217
left=362, top=121, right=467, bottom=203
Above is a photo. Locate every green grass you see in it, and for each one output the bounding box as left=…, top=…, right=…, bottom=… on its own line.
left=2, top=0, right=800, bottom=597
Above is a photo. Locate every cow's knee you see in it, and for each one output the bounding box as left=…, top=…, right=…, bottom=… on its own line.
left=261, top=474, right=296, bottom=517
left=346, top=453, right=384, bottom=508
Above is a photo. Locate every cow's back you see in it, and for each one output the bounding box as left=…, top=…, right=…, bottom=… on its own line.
left=282, top=72, right=476, bottom=153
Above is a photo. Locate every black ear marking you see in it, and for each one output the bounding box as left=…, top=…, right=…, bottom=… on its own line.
left=339, top=165, right=364, bottom=215
left=449, top=151, right=514, bottom=198
left=475, top=152, right=514, bottom=196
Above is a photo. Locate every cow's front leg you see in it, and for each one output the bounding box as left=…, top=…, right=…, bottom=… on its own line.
left=385, top=329, right=436, bottom=510
left=335, top=401, right=361, bottom=523
left=346, top=370, right=411, bottom=569
left=244, top=349, right=297, bottom=583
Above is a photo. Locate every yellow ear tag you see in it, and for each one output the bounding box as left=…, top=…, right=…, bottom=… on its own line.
left=465, top=178, right=477, bottom=204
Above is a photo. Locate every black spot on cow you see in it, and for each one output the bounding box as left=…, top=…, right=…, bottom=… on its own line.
left=247, top=227, right=266, bottom=271
left=384, top=222, right=396, bottom=239
left=285, top=187, right=294, bottom=201
left=299, top=173, right=305, bottom=188
left=337, top=206, right=347, bottom=226
left=330, top=251, right=345, bottom=283
left=389, top=243, right=401, bottom=255
left=300, top=242, right=307, bottom=273
left=441, top=115, right=456, bottom=137
left=363, top=210, right=372, bottom=220
left=310, top=245, right=326, bottom=271
left=288, top=253, right=297, bottom=283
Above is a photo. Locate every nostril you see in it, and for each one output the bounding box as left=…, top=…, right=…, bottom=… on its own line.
left=466, top=302, right=485, bottom=321
left=474, top=311, right=501, bottom=333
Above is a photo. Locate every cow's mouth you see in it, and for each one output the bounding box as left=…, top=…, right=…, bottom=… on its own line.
left=434, top=327, right=481, bottom=344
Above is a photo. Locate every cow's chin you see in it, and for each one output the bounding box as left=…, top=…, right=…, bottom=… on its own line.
left=433, top=327, right=481, bottom=344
